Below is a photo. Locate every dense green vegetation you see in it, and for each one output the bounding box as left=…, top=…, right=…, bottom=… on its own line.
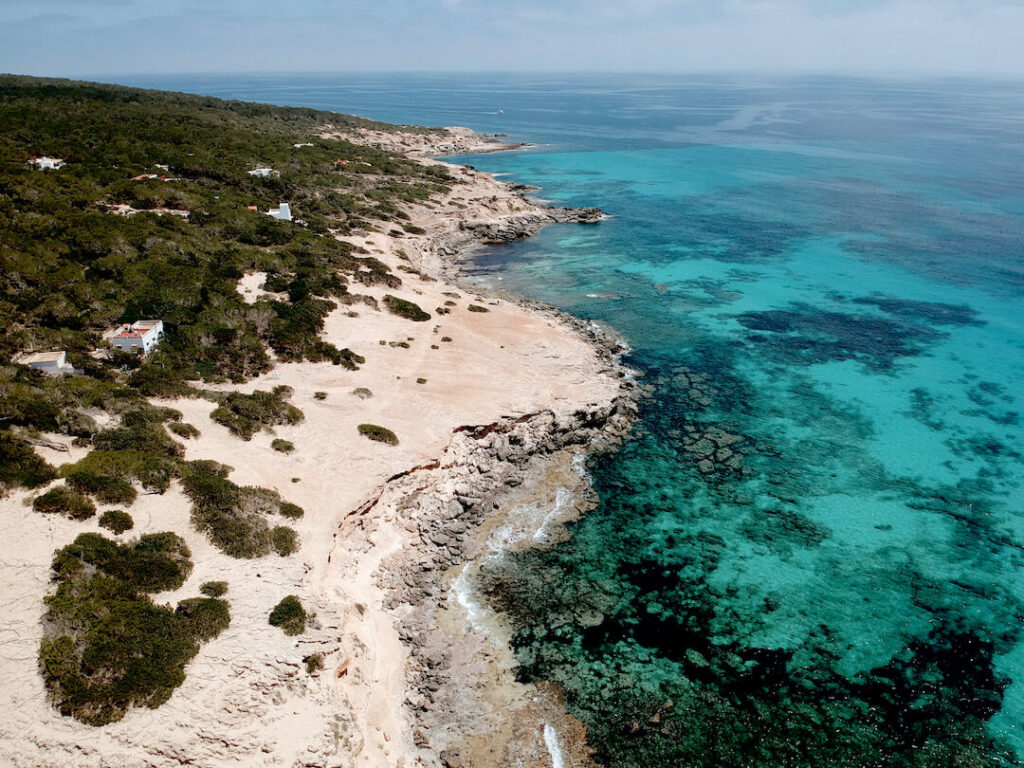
left=268, top=595, right=307, bottom=635
left=39, top=532, right=228, bottom=725
left=358, top=423, right=399, bottom=445
left=271, top=438, right=295, bottom=453
left=383, top=294, right=431, bottom=321
left=208, top=386, right=303, bottom=439
left=1, top=75, right=447, bottom=726
left=200, top=580, right=228, bottom=598
left=182, top=461, right=301, bottom=558
left=304, top=653, right=324, bottom=674
left=0, top=75, right=448, bottom=488
left=98, top=509, right=134, bottom=534
left=32, top=485, right=97, bottom=520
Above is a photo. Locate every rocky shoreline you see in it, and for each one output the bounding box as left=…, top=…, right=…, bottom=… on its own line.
left=366, top=136, right=640, bottom=766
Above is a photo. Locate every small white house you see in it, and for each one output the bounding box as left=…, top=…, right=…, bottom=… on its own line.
left=30, top=156, right=64, bottom=170
left=248, top=167, right=276, bottom=178
left=293, top=142, right=314, bottom=148
left=16, top=351, right=76, bottom=375
left=267, top=203, right=292, bottom=222
left=103, top=319, right=165, bottom=356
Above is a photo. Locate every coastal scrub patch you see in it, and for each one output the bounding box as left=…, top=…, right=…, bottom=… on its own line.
left=268, top=595, right=307, bottom=635
left=383, top=294, right=431, bottom=322
left=467, top=304, right=490, bottom=313
left=200, top=581, right=228, bottom=597
left=182, top=461, right=303, bottom=558
left=39, top=532, right=227, bottom=725
left=271, top=439, right=295, bottom=454
left=98, top=509, right=134, bottom=534
left=0, top=433, right=58, bottom=493
left=168, top=422, right=201, bottom=439
left=358, top=423, right=399, bottom=446
left=32, top=486, right=97, bottom=520
left=271, top=526, right=299, bottom=556
left=304, top=653, right=324, bottom=674
left=209, top=387, right=304, bottom=440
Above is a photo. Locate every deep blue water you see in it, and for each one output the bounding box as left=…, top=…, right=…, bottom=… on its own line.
left=111, top=73, right=1024, bottom=766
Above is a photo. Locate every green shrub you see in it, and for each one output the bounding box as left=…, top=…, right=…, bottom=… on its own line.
left=209, top=389, right=304, bottom=440
left=383, top=294, right=430, bottom=322
left=279, top=501, right=304, bottom=519
left=200, top=580, right=228, bottom=597
left=268, top=595, right=306, bottom=636
left=271, top=439, right=295, bottom=454
left=33, top=487, right=97, bottom=520
left=0, top=432, right=58, bottom=492
left=168, top=422, right=201, bottom=439
left=358, top=423, right=398, bottom=446
left=271, top=526, right=299, bottom=556
left=182, top=462, right=303, bottom=558
left=175, top=597, right=231, bottom=641
left=66, top=469, right=138, bottom=505
left=39, top=532, right=223, bottom=725
left=98, top=509, right=134, bottom=534
left=304, top=653, right=324, bottom=674
left=313, top=391, right=327, bottom=400
left=467, top=304, right=490, bottom=313
left=62, top=449, right=177, bottom=496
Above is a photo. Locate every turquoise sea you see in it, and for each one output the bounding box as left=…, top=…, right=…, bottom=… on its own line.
left=116, top=74, right=1024, bottom=766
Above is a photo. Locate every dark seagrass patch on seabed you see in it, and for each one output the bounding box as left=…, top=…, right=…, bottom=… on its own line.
left=735, top=302, right=947, bottom=370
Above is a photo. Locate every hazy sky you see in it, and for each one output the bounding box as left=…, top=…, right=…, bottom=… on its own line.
left=2, top=0, right=1023, bottom=77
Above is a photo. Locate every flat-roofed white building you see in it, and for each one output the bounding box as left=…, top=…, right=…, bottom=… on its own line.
left=103, top=319, right=165, bottom=355
left=267, top=203, right=292, bottom=221
left=30, top=156, right=64, bottom=170
left=248, top=167, right=276, bottom=177
left=16, top=350, right=75, bottom=375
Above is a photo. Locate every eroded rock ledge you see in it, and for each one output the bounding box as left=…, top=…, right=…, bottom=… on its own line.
left=370, top=386, right=636, bottom=766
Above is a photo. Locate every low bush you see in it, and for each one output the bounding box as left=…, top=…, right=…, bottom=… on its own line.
left=304, top=653, right=324, bottom=674
left=168, top=422, right=201, bottom=439
left=182, top=462, right=302, bottom=558
left=65, top=469, right=138, bottom=505
left=383, top=294, right=430, bottom=322
left=209, top=389, right=304, bottom=440
left=268, top=595, right=306, bottom=635
left=467, top=304, right=490, bottom=313
left=313, top=391, right=327, bottom=400
left=175, top=597, right=231, bottom=641
left=62, top=449, right=177, bottom=496
left=271, top=439, right=295, bottom=454
left=271, top=526, right=298, bottom=556
left=0, top=432, right=58, bottom=492
left=98, top=509, right=134, bottom=534
left=33, top=487, right=97, bottom=520
left=39, top=532, right=223, bottom=725
left=279, top=501, right=304, bottom=519
left=200, top=581, right=228, bottom=597
left=358, top=423, right=398, bottom=446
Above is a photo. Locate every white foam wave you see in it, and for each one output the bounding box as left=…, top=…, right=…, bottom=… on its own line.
left=544, top=722, right=567, bottom=768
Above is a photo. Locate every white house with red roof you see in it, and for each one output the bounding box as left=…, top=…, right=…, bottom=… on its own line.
left=103, top=319, right=165, bottom=356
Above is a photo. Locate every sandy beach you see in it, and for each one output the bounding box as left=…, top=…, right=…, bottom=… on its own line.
left=0, top=126, right=634, bottom=768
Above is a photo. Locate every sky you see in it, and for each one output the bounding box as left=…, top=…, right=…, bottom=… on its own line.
left=1, top=0, right=1023, bottom=77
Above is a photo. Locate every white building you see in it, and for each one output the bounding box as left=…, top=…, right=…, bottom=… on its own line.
left=103, top=319, right=165, bottom=355
left=293, top=142, right=314, bottom=148
left=248, top=167, right=276, bottom=177
left=30, top=156, right=64, bottom=170
left=267, top=203, right=292, bottom=222
left=16, top=351, right=76, bottom=375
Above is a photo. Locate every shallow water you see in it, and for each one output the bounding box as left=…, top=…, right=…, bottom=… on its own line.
left=117, top=73, right=1024, bottom=766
